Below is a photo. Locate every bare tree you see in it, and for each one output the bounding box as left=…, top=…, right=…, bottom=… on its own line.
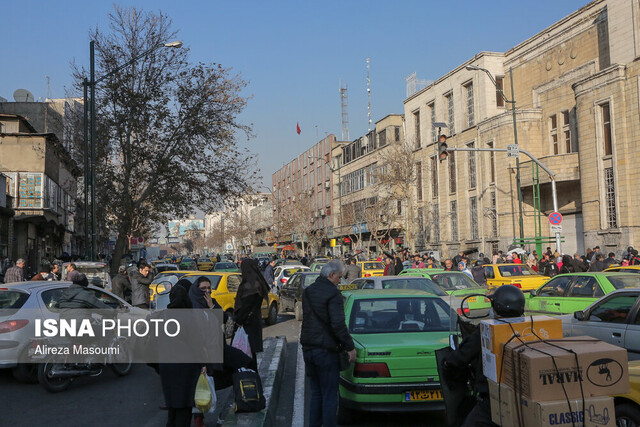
left=70, top=6, right=258, bottom=273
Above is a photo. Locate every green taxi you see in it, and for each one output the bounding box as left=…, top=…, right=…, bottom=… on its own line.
left=398, top=269, right=491, bottom=315
left=526, top=272, right=640, bottom=315
left=338, top=290, right=448, bottom=424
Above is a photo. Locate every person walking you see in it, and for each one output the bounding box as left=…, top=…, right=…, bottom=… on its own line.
left=571, top=253, right=588, bottom=272
left=471, top=260, right=487, bottom=285
left=3, top=258, right=25, bottom=283
left=394, top=256, right=404, bottom=275
left=30, top=261, right=54, bottom=281
left=263, top=258, right=276, bottom=291
left=111, top=265, right=130, bottom=301
left=589, top=253, right=606, bottom=272
left=130, top=260, right=154, bottom=309
left=301, top=261, right=356, bottom=427
left=343, top=258, right=361, bottom=284
left=234, top=258, right=270, bottom=371
left=544, top=256, right=560, bottom=277
left=559, top=255, right=575, bottom=274
left=383, top=257, right=394, bottom=276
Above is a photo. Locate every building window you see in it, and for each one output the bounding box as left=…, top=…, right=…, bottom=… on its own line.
left=469, top=196, right=479, bottom=240
left=601, top=103, right=612, bottom=156
left=605, top=167, right=617, bottom=228
left=495, top=77, right=505, bottom=107
left=429, top=102, right=436, bottom=143
left=550, top=114, right=558, bottom=155
left=450, top=200, right=458, bottom=241
left=487, top=141, right=495, bottom=184
left=394, top=126, right=401, bottom=142
left=464, top=82, right=474, bottom=127
left=416, top=161, right=423, bottom=202
left=397, top=200, right=402, bottom=215
left=430, top=155, right=438, bottom=198
left=467, top=141, right=476, bottom=189
left=413, top=110, right=421, bottom=149
left=432, top=203, right=440, bottom=243
left=446, top=93, right=455, bottom=135
left=378, top=129, right=387, bottom=147
left=490, top=191, right=498, bottom=237
left=449, top=151, right=456, bottom=194
left=562, top=110, right=572, bottom=153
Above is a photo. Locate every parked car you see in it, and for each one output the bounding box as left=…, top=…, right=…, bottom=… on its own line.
left=197, top=258, right=214, bottom=271
left=275, top=259, right=303, bottom=267
left=148, top=270, right=194, bottom=307
left=357, top=261, right=385, bottom=277
left=483, top=263, right=547, bottom=291
left=0, top=281, right=146, bottom=383
left=62, top=262, right=112, bottom=291
left=605, top=265, right=640, bottom=274
left=212, top=262, right=239, bottom=272
left=309, top=262, right=328, bottom=272
left=560, top=288, right=640, bottom=359
left=399, top=269, right=491, bottom=316
left=613, top=360, right=640, bottom=425
left=337, top=290, right=448, bottom=424
left=279, top=272, right=321, bottom=320
left=526, top=272, right=640, bottom=315
left=152, top=263, right=178, bottom=274
left=274, top=265, right=310, bottom=291
left=179, top=257, right=197, bottom=270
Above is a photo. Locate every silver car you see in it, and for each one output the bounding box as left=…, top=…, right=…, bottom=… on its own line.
left=62, top=262, right=112, bottom=291
left=560, top=288, right=640, bottom=360
left=0, top=281, right=146, bottom=382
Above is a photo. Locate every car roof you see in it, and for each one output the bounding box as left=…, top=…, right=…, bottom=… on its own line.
left=294, top=271, right=320, bottom=276
left=155, top=263, right=177, bottom=267
left=63, top=261, right=106, bottom=267
left=555, top=272, right=640, bottom=277
left=182, top=271, right=237, bottom=276
left=343, top=289, right=441, bottom=298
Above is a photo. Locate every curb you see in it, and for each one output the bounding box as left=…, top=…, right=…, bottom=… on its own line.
left=222, top=336, right=287, bottom=426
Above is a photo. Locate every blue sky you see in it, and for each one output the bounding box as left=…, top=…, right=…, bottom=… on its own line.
left=2, top=0, right=588, bottom=185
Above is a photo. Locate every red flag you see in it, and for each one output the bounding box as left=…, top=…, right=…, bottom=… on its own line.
left=296, top=122, right=301, bottom=135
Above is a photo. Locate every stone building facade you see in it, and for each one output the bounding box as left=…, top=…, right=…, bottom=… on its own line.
left=404, top=0, right=639, bottom=257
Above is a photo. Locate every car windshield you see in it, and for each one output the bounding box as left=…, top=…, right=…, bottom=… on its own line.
left=215, top=263, right=236, bottom=269
left=606, top=275, right=640, bottom=289
left=284, top=268, right=303, bottom=277
left=380, top=278, right=447, bottom=296
left=156, top=265, right=177, bottom=273
left=349, top=297, right=451, bottom=334
left=364, top=262, right=384, bottom=270
left=0, top=290, right=29, bottom=309
left=153, top=272, right=184, bottom=282
left=303, top=274, right=320, bottom=287
left=182, top=258, right=194, bottom=263
left=430, top=273, right=481, bottom=291
left=497, top=265, right=537, bottom=277
left=198, top=258, right=210, bottom=262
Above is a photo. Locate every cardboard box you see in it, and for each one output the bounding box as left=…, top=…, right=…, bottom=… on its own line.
left=480, top=315, right=563, bottom=382
left=503, top=336, right=629, bottom=401
left=489, top=380, right=615, bottom=427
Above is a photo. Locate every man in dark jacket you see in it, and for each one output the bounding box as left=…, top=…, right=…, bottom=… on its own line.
left=471, top=261, right=487, bottom=285
left=111, top=265, right=131, bottom=302
left=58, top=273, right=111, bottom=309
left=263, top=258, right=276, bottom=290
left=571, top=253, right=588, bottom=272
left=343, top=258, right=361, bottom=284
left=129, top=260, right=154, bottom=309
left=589, top=253, right=605, bottom=272
left=544, top=256, right=560, bottom=277
left=301, top=260, right=356, bottom=427
left=603, top=252, right=618, bottom=269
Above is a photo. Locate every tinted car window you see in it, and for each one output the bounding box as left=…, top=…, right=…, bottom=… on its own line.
left=568, top=277, right=600, bottom=297
left=606, top=275, right=640, bottom=289
left=380, top=278, right=446, bottom=296
left=431, top=273, right=481, bottom=291
left=215, top=263, right=236, bottom=270
left=538, top=276, right=572, bottom=297
left=91, top=290, right=123, bottom=309
left=302, top=274, right=320, bottom=287
left=363, top=262, right=383, bottom=270
left=0, top=290, right=30, bottom=309
left=349, top=297, right=451, bottom=334
left=590, top=295, right=638, bottom=323
left=40, top=288, right=65, bottom=311
left=226, top=275, right=241, bottom=292
left=498, top=265, right=536, bottom=277
left=484, top=266, right=495, bottom=279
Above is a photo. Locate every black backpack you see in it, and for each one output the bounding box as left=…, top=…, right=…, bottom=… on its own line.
left=233, top=368, right=266, bottom=412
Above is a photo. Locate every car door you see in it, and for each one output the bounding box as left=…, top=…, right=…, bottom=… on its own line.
left=572, top=293, right=639, bottom=350
left=281, top=275, right=299, bottom=310
left=219, top=274, right=240, bottom=312
left=527, top=276, right=572, bottom=314
left=623, top=294, right=640, bottom=359
left=561, top=276, right=603, bottom=314
left=484, top=266, right=497, bottom=288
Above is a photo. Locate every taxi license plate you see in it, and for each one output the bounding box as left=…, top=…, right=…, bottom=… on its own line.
left=405, top=390, right=443, bottom=401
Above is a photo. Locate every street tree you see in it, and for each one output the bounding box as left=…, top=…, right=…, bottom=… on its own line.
left=70, top=6, right=257, bottom=272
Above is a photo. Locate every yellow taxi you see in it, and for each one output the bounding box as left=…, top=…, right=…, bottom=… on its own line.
left=357, top=261, right=385, bottom=277
left=196, top=258, right=214, bottom=271
left=483, top=263, right=548, bottom=291
left=613, top=360, right=640, bottom=425
left=605, top=265, right=640, bottom=274
left=149, top=270, right=194, bottom=303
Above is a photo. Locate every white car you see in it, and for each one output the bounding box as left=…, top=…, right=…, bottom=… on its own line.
left=273, top=265, right=310, bottom=292
left=62, top=262, right=112, bottom=291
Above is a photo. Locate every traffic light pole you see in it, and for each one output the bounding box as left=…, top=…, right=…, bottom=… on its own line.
left=442, top=146, right=561, bottom=253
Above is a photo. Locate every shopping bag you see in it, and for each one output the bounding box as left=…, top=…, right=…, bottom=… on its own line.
left=194, top=373, right=215, bottom=413
left=193, top=374, right=216, bottom=415
left=231, top=327, right=252, bottom=358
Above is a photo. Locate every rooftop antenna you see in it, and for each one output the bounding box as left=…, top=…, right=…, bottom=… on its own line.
left=46, top=76, right=51, bottom=100
left=366, top=57, right=372, bottom=132
left=339, top=80, right=350, bottom=141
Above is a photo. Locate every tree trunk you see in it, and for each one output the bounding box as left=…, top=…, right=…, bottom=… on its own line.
left=110, top=218, right=132, bottom=276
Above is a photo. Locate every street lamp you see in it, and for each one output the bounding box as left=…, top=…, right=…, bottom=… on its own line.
left=84, top=39, right=183, bottom=260
left=465, top=64, right=524, bottom=243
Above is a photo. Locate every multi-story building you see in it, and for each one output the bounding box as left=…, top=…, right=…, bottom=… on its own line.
left=330, top=114, right=405, bottom=255
left=404, top=0, right=640, bottom=257
left=272, top=135, right=336, bottom=254
left=0, top=113, right=80, bottom=270
left=0, top=173, right=14, bottom=259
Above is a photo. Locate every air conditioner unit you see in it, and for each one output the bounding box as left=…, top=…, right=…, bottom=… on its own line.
left=324, top=181, right=331, bottom=189
left=320, top=208, right=326, bottom=216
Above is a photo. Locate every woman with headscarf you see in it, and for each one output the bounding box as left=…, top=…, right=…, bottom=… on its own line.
left=559, top=254, right=575, bottom=274
left=394, top=256, right=404, bottom=275
left=234, top=258, right=270, bottom=370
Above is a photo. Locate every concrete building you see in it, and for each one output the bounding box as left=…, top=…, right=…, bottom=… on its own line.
left=404, top=0, right=639, bottom=257
left=0, top=173, right=14, bottom=259
left=272, top=135, right=336, bottom=254
left=0, top=114, right=80, bottom=271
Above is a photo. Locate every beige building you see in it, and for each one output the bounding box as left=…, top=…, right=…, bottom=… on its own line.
left=404, top=0, right=640, bottom=257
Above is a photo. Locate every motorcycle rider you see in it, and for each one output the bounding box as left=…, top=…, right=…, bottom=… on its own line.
left=442, top=285, right=526, bottom=427
left=58, top=273, right=111, bottom=310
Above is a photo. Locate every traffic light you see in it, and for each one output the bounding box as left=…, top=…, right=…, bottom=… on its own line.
left=438, top=134, right=448, bottom=161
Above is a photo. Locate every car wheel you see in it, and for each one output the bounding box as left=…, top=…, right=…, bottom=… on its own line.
left=12, top=363, right=38, bottom=384
left=266, top=303, right=278, bottom=325
left=337, top=400, right=356, bottom=425
left=294, top=301, right=303, bottom=321
left=616, top=403, right=640, bottom=427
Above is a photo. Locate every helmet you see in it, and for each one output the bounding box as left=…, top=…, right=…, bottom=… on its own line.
left=475, top=259, right=484, bottom=267
left=491, top=285, right=525, bottom=318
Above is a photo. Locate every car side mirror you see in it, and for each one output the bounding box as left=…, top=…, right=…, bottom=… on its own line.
left=530, top=289, right=537, bottom=297
left=574, top=310, right=585, bottom=321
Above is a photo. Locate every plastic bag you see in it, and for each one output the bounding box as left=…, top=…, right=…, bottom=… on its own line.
left=194, top=373, right=216, bottom=414
left=232, top=326, right=252, bottom=358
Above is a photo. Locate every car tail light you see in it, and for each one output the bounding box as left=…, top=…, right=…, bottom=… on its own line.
left=511, top=283, right=522, bottom=289
left=353, top=362, right=391, bottom=378
left=456, top=308, right=470, bottom=316
left=280, top=278, right=288, bottom=284
left=364, top=273, right=371, bottom=277
left=0, top=319, right=29, bottom=334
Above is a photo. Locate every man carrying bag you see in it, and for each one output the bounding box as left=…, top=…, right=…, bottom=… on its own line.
left=301, top=260, right=356, bottom=427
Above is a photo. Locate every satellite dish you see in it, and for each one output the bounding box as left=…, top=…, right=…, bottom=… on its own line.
left=0, top=96, right=7, bottom=103
left=13, top=89, right=35, bottom=102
